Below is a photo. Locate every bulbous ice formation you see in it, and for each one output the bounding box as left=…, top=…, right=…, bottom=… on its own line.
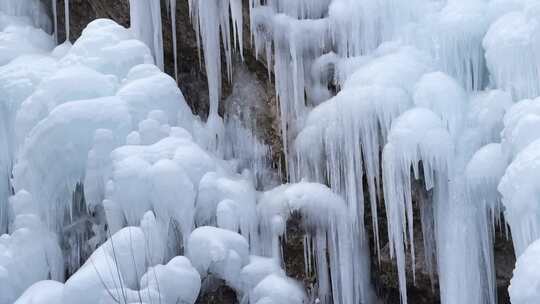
left=484, top=2, right=540, bottom=99
left=383, top=108, right=453, bottom=303
left=187, top=226, right=250, bottom=291
left=499, top=139, right=540, bottom=256
left=509, top=238, right=540, bottom=304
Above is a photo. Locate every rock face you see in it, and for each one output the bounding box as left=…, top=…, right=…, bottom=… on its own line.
left=52, top=1, right=516, bottom=303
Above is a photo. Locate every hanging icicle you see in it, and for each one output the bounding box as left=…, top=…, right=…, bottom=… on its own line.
left=187, top=0, right=244, bottom=117
left=64, top=0, right=69, bottom=42
left=170, top=0, right=178, bottom=81
left=129, top=0, right=164, bottom=70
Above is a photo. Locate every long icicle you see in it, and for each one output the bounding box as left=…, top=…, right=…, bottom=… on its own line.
left=64, top=0, right=69, bottom=42
left=170, top=0, right=178, bottom=81
left=52, top=0, right=58, bottom=43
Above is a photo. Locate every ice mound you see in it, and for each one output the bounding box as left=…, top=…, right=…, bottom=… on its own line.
left=499, top=139, right=540, bottom=256
left=509, top=238, right=540, bottom=304
left=484, top=2, right=540, bottom=99
left=187, top=226, right=249, bottom=291
left=0, top=190, right=62, bottom=304
left=59, top=19, right=154, bottom=78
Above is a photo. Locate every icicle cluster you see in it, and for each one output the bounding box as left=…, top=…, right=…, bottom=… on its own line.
left=188, top=0, right=244, bottom=117
left=253, top=0, right=540, bottom=303
left=0, top=2, right=310, bottom=303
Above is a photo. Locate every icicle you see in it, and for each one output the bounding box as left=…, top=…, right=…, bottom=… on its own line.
left=230, top=0, right=244, bottom=60
left=52, top=0, right=58, bottom=43
left=170, top=0, right=178, bottom=81
left=64, top=0, right=69, bottom=42
left=129, top=0, right=164, bottom=70
left=382, top=108, right=453, bottom=304
left=257, top=183, right=372, bottom=304
left=464, top=143, right=507, bottom=304
left=150, top=0, right=164, bottom=70
left=328, top=0, right=424, bottom=57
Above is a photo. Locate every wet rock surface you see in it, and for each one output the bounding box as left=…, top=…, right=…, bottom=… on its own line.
left=196, top=277, right=239, bottom=304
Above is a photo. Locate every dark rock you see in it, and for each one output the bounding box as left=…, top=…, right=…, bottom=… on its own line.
left=196, top=277, right=239, bottom=304
left=494, top=226, right=515, bottom=304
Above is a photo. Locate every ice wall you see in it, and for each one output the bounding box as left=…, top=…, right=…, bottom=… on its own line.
left=4, top=0, right=540, bottom=304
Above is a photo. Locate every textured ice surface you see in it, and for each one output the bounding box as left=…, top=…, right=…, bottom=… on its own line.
left=499, top=139, right=540, bottom=256
left=509, top=238, right=540, bottom=304
left=187, top=226, right=249, bottom=290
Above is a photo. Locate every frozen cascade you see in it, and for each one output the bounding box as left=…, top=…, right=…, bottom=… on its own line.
left=187, top=0, right=245, bottom=153
left=258, top=182, right=373, bottom=303
left=465, top=143, right=508, bottom=304
left=382, top=108, right=453, bottom=303
left=256, top=0, right=537, bottom=303
left=0, top=3, right=295, bottom=302
left=4, top=0, right=540, bottom=304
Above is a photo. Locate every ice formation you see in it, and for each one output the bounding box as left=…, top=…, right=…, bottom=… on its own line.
left=508, top=238, right=540, bottom=304
left=187, top=0, right=245, bottom=152
left=3, top=0, right=540, bottom=303
left=129, top=0, right=164, bottom=70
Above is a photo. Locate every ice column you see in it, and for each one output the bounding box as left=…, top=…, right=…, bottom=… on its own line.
left=129, top=0, right=164, bottom=70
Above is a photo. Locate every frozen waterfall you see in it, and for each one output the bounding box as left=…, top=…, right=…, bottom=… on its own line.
left=1, top=0, right=540, bottom=304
